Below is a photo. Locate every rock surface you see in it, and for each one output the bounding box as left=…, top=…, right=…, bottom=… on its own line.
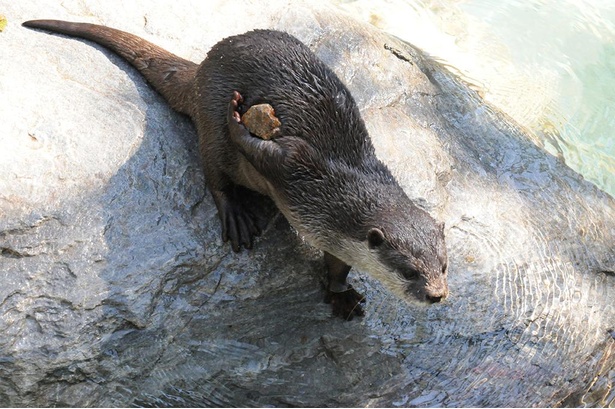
left=1, top=1, right=614, bottom=407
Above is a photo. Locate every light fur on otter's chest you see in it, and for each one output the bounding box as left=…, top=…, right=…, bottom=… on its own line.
left=235, top=157, right=296, bottom=227
left=236, top=158, right=273, bottom=197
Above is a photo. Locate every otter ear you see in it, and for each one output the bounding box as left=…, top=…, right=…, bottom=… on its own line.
left=367, top=228, right=385, bottom=249
left=438, top=221, right=445, bottom=233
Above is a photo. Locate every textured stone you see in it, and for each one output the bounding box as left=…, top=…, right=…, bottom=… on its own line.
left=242, top=104, right=281, bottom=140
left=1, top=0, right=613, bottom=407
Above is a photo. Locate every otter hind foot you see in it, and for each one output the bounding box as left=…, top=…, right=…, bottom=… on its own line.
left=325, top=285, right=366, bottom=320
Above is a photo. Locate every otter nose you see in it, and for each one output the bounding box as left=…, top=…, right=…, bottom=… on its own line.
left=425, top=287, right=448, bottom=303
left=425, top=282, right=448, bottom=304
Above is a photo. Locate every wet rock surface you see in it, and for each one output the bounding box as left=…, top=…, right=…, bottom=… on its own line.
left=1, top=1, right=614, bottom=407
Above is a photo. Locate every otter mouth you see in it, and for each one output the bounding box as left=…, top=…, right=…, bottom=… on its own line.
left=425, top=294, right=444, bottom=304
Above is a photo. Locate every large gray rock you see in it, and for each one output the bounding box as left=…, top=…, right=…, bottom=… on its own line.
left=1, top=1, right=614, bottom=407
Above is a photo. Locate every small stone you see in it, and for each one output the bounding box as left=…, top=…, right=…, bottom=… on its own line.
left=241, top=103, right=281, bottom=140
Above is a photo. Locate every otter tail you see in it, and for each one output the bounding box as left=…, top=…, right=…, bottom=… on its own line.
left=23, top=19, right=197, bottom=116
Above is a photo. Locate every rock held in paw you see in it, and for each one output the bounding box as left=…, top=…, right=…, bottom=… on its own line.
left=241, top=103, right=281, bottom=140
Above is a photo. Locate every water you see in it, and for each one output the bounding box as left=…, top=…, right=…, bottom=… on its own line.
left=336, top=0, right=615, bottom=197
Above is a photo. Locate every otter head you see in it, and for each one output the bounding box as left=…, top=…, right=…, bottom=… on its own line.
left=359, top=209, right=449, bottom=304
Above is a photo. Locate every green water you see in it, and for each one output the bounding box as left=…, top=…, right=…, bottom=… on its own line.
left=337, top=0, right=615, bottom=197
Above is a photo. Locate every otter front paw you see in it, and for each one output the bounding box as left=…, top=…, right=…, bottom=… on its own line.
left=324, top=285, right=366, bottom=320
left=227, top=90, right=281, bottom=140
left=212, top=189, right=261, bottom=252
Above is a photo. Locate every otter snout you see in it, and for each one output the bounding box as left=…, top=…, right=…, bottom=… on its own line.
left=424, top=283, right=449, bottom=304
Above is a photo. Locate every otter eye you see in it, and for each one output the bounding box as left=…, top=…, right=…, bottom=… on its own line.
left=400, top=268, right=420, bottom=281
left=367, top=228, right=385, bottom=249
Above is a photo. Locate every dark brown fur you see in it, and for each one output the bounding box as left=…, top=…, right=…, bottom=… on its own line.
left=23, top=20, right=449, bottom=319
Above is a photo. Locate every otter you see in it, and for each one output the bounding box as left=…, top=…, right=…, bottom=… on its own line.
left=22, top=19, right=449, bottom=319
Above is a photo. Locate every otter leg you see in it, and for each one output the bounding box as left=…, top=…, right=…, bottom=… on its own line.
left=210, top=187, right=260, bottom=252
left=323, top=252, right=365, bottom=320
left=198, top=92, right=267, bottom=252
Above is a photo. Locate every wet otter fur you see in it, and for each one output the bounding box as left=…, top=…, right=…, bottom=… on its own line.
left=22, top=19, right=449, bottom=319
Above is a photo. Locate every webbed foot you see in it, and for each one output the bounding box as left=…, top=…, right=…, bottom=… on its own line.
left=211, top=189, right=261, bottom=252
